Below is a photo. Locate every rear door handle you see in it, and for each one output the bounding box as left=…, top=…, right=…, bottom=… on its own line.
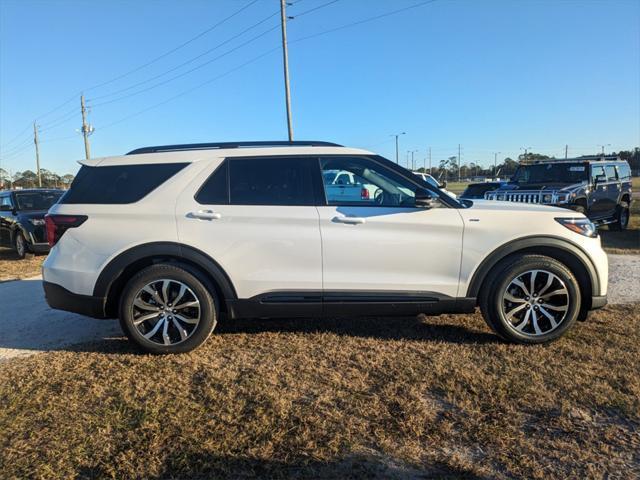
left=333, top=216, right=366, bottom=225
left=188, top=210, right=222, bottom=220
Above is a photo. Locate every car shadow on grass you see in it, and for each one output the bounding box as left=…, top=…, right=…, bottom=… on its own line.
left=61, top=313, right=499, bottom=357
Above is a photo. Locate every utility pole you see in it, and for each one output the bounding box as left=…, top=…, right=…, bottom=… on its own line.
left=428, top=147, right=432, bottom=175
left=493, top=152, right=501, bottom=179
left=564, top=144, right=568, bottom=159
left=457, top=144, right=461, bottom=182
left=391, top=132, right=405, bottom=164
left=33, top=122, right=42, bottom=188
left=280, top=0, right=294, bottom=141
left=80, top=94, right=93, bottom=160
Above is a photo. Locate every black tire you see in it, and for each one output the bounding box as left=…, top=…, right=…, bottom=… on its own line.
left=14, top=231, right=28, bottom=259
left=479, top=254, right=581, bottom=344
left=573, top=204, right=587, bottom=215
left=609, top=202, right=629, bottom=231
left=118, top=263, right=218, bottom=354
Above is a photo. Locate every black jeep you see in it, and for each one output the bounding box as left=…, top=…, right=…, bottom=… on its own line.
left=484, top=157, right=633, bottom=230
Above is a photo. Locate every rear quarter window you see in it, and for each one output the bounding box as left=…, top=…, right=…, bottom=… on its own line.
left=60, top=163, right=187, bottom=204
left=617, top=163, right=632, bottom=181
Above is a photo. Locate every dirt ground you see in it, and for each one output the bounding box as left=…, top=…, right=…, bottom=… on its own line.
left=1, top=305, right=638, bottom=479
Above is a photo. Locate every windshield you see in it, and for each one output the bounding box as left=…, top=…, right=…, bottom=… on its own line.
left=15, top=191, right=63, bottom=210
left=513, top=163, right=588, bottom=184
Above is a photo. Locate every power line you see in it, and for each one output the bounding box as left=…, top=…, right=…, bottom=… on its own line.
left=89, top=7, right=282, bottom=103
left=84, top=0, right=261, bottom=93
left=90, top=24, right=281, bottom=108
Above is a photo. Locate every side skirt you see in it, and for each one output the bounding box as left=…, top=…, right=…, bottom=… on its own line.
left=227, top=291, right=476, bottom=319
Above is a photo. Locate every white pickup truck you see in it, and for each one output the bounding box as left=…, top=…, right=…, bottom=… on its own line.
left=323, top=170, right=380, bottom=203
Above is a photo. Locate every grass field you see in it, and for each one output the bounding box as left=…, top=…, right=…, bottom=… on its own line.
left=1, top=305, right=638, bottom=479
left=0, top=248, right=45, bottom=281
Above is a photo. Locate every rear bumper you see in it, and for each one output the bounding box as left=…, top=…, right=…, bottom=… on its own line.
left=43, top=281, right=108, bottom=319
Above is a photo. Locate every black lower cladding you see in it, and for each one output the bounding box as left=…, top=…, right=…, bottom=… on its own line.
left=43, top=281, right=108, bottom=318
left=227, top=291, right=477, bottom=319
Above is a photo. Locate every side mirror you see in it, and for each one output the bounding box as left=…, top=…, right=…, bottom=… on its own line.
left=594, top=174, right=606, bottom=185
left=415, top=188, right=435, bottom=208
left=439, top=180, right=448, bottom=189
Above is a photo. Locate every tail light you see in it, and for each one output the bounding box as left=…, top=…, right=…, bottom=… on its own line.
left=45, top=214, right=88, bottom=247
left=361, top=187, right=370, bottom=200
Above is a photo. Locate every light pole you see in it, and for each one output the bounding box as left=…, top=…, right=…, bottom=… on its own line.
left=391, top=132, right=405, bottom=164
left=520, top=146, right=532, bottom=160
left=280, top=0, right=294, bottom=141
left=410, top=149, right=418, bottom=170
left=598, top=144, right=611, bottom=156
left=493, top=152, right=501, bottom=179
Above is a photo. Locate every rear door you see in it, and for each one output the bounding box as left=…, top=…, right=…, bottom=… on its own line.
left=589, top=164, right=609, bottom=218
left=315, top=156, right=464, bottom=304
left=603, top=164, right=620, bottom=216
left=176, top=156, right=322, bottom=310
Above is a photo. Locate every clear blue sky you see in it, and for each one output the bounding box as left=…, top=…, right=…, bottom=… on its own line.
left=1, top=0, right=639, bottom=175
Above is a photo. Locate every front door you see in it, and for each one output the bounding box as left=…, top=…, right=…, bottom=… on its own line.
left=316, top=156, right=464, bottom=304
left=589, top=165, right=609, bottom=219
left=175, top=156, right=323, bottom=313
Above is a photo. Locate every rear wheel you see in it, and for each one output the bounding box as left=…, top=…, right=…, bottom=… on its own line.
left=480, top=254, right=581, bottom=344
left=14, top=232, right=27, bottom=259
left=609, top=202, right=629, bottom=231
left=119, top=264, right=218, bottom=354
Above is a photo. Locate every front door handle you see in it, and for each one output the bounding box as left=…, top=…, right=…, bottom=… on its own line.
left=188, top=210, right=222, bottom=220
left=333, top=216, right=366, bottom=225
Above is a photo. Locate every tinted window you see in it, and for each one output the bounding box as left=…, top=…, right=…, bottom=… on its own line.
left=320, top=156, right=416, bottom=207
left=605, top=165, right=617, bottom=182
left=1, top=195, right=12, bottom=208
left=61, top=163, right=187, bottom=204
left=196, top=161, right=229, bottom=204
left=514, top=163, right=588, bottom=184
left=229, top=157, right=315, bottom=206
left=617, top=163, right=631, bottom=181
left=15, top=191, right=62, bottom=210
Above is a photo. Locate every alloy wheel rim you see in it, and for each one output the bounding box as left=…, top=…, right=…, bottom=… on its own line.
left=132, top=279, right=201, bottom=346
left=501, top=269, right=570, bottom=337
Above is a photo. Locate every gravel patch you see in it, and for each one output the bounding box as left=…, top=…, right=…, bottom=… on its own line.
left=607, top=254, right=640, bottom=305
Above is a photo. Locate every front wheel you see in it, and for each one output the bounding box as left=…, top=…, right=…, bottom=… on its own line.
left=119, top=264, right=218, bottom=354
left=480, top=254, right=581, bottom=344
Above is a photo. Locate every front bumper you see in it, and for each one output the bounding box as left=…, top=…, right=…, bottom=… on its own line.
left=43, top=281, right=109, bottom=319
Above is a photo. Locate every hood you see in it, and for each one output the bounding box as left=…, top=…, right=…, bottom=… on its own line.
left=466, top=199, right=571, bottom=214
left=499, top=181, right=587, bottom=192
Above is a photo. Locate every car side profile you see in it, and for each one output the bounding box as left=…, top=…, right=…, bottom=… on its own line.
left=43, top=141, right=608, bottom=354
left=0, top=189, right=64, bottom=258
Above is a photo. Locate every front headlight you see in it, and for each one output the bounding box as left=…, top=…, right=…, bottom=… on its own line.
left=555, top=217, right=597, bottom=238
left=29, top=218, right=45, bottom=226
left=542, top=194, right=553, bottom=203
left=556, top=194, right=568, bottom=203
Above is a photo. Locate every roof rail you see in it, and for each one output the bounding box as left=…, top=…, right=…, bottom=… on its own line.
left=126, top=141, right=343, bottom=155
left=528, top=155, right=621, bottom=164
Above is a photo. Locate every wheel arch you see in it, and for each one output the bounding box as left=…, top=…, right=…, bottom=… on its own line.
left=466, top=236, right=599, bottom=310
left=95, top=242, right=237, bottom=318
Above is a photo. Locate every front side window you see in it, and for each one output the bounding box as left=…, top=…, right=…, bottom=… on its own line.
left=228, top=157, right=315, bottom=206
left=320, top=157, right=416, bottom=207
left=591, top=165, right=605, bottom=181
left=1, top=196, right=12, bottom=208
left=605, top=165, right=618, bottom=182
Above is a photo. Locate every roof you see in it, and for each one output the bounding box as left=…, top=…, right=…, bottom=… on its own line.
left=81, top=142, right=374, bottom=167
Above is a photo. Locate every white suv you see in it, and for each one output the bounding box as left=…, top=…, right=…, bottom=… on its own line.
left=43, top=141, right=608, bottom=354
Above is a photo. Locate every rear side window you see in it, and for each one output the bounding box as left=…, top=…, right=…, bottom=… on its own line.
left=60, top=163, right=187, bottom=204
left=228, top=157, right=316, bottom=206
left=605, top=165, right=617, bottom=182
left=617, top=163, right=632, bottom=181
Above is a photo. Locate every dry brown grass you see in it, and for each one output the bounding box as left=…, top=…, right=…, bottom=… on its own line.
left=1, top=305, right=638, bottom=479
left=0, top=247, right=45, bottom=281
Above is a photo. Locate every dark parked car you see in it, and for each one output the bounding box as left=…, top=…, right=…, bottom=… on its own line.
left=0, top=189, right=64, bottom=258
left=484, top=157, right=633, bottom=230
left=460, top=181, right=507, bottom=199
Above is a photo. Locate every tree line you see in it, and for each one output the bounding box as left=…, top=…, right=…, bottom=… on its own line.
left=416, top=149, right=639, bottom=182
left=0, top=168, right=75, bottom=189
